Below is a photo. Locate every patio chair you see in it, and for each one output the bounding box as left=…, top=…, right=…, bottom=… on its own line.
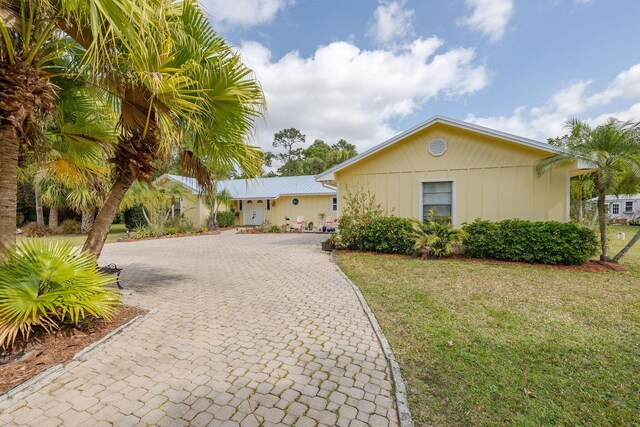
left=292, top=215, right=305, bottom=231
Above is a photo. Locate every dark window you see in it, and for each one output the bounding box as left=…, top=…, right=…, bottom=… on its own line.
left=625, top=201, right=633, bottom=213
left=612, top=203, right=620, bottom=215
left=423, top=181, right=452, bottom=220
left=267, top=200, right=271, bottom=211
left=332, top=197, right=337, bottom=211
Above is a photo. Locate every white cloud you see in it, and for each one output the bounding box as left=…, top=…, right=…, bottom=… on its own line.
left=457, top=0, right=514, bottom=42
left=200, top=0, right=292, bottom=27
left=367, top=0, right=415, bottom=46
left=466, top=63, right=640, bottom=140
left=239, top=38, right=488, bottom=153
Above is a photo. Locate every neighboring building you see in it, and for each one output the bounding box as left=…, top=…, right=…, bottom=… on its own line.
left=591, top=194, right=640, bottom=220
left=316, top=116, right=591, bottom=225
left=157, top=174, right=337, bottom=227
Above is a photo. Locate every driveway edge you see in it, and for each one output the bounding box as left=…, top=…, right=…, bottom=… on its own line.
left=0, top=309, right=150, bottom=408
left=331, top=253, right=414, bottom=427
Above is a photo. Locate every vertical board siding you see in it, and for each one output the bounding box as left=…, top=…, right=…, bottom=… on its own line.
left=335, top=123, right=572, bottom=224
left=267, top=195, right=336, bottom=226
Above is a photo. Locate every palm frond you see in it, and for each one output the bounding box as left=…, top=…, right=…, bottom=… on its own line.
left=0, top=240, right=120, bottom=348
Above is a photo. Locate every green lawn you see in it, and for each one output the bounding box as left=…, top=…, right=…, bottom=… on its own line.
left=335, top=226, right=640, bottom=426
left=607, top=225, right=640, bottom=269
left=18, top=223, right=127, bottom=247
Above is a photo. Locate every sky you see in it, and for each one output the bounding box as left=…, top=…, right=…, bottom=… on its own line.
left=198, top=0, right=640, bottom=154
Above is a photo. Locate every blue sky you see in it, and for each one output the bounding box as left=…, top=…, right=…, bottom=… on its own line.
left=200, top=0, right=640, bottom=153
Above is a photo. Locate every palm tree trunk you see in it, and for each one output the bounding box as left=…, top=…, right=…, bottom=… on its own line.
left=35, top=184, right=44, bottom=226
left=0, top=123, right=19, bottom=259
left=578, top=199, right=584, bottom=222
left=141, top=207, right=152, bottom=227
left=613, top=229, right=640, bottom=262
left=49, top=206, right=58, bottom=233
left=82, top=172, right=135, bottom=258
left=81, top=208, right=95, bottom=234
left=597, top=191, right=610, bottom=261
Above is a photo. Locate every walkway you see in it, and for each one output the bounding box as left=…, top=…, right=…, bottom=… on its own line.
left=0, top=232, right=398, bottom=426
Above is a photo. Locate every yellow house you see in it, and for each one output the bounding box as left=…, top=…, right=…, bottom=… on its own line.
left=158, top=174, right=337, bottom=228
left=316, top=116, right=589, bottom=225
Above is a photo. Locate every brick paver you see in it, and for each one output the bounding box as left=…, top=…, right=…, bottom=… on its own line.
left=0, top=232, right=398, bottom=426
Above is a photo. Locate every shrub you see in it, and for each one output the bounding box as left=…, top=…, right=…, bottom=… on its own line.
left=257, top=224, right=284, bottom=233
left=216, top=210, right=237, bottom=228
left=165, top=227, right=181, bottom=235
left=164, top=214, right=192, bottom=232
left=630, top=217, right=640, bottom=226
left=335, top=185, right=383, bottom=250
left=59, top=219, right=82, bottom=235
left=362, top=217, right=414, bottom=254
left=112, top=212, right=125, bottom=224
left=0, top=241, right=121, bottom=348
left=21, top=222, right=52, bottom=237
left=413, top=210, right=466, bottom=258
left=130, top=225, right=165, bottom=239
left=123, top=205, right=146, bottom=230
left=462, top=219, right=598, bottom=265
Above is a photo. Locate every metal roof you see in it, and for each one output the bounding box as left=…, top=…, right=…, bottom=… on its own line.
left=316, top=115, right=565, bottom=182
left=162, top=174, right=336, bottom=199
left=590, top=194, right=640, bottom=202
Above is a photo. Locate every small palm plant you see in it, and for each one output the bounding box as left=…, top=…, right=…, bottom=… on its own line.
left=0, top=241, right=121, bottom=348
left=412, top=210, right=466, bottom=259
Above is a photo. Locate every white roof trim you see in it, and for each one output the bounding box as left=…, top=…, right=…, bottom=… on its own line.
left=155, top=173, right=200, bottom=194
left=156, top=173, right=336, bottom=199
left=315, top=115, right=565, bottom=181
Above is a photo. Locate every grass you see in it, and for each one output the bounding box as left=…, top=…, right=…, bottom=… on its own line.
left=335, top=225, right=640, bottom=426
left=607, top=224, right=640, bottom=268
left=18, top=223, right=127, bottom=247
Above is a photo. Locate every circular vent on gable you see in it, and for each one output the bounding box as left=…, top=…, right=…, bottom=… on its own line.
left=428, top=139, right=448, bottom=156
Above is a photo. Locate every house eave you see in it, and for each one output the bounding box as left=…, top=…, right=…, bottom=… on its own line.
left=316, top=115, right=565, bottom=182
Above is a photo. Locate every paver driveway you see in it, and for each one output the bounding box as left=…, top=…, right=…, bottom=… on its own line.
left=0, top=232, right=398, bottom=426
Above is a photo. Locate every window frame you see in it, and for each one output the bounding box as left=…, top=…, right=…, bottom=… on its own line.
left=625, top=201, right=634, bottom=213
left=331, top=197, right=338, bottom=212
left=418, top=179, right=456, bottom=225
left=611, top=203, right=620, bottom=215
left=174, top=197, right=181, bottom=215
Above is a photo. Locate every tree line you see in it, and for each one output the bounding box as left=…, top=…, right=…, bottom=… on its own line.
left=264, top=128, right=357, bottom=176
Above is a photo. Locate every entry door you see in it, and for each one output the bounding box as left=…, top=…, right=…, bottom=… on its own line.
left=244, top=200, right=265, bottom=225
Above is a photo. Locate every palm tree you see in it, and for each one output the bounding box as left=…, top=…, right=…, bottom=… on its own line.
left=537, top=119, right=640, bottom=261
left=0, top=0, right=152, bottom=256
left=206, top=187, right=232, bottom=230
left=40, top=180, right=66, bottom=232
left=120, top=181, right=193, bottom=230
left=570, top=174, right=595, bottom=223
left=67, top=185, right=104, bottom=233
left=23, top=72, right=115, bottom=232
left=76, top=1, right=264, bottom=258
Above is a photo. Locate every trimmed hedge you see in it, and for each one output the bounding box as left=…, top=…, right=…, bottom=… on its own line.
left=216, top=210, right=237, bottom=227
left=362, top=217, right=415, bottom=255
left=462, top=219, right=597, bottom=265
left=124, top=205, right=146, bottom=230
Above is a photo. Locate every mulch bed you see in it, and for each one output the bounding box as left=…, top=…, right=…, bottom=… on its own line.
left=0, top=305, right=146, bottom=395
left=237, top=228, right=260, bottom=234
left=336, top=250, right=626, bottom=272
left=124, top=228, right=237, bottom=242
